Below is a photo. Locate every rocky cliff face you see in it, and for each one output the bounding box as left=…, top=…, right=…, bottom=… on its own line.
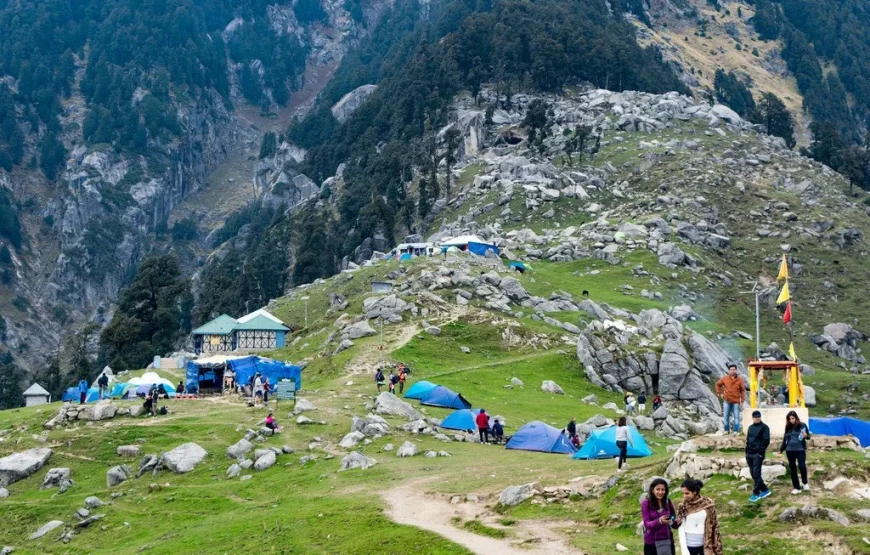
left=0, top=0, right=394, bottom=372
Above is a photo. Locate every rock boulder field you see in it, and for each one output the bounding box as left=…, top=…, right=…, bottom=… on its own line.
left=0, top=448, right=53, bottom=487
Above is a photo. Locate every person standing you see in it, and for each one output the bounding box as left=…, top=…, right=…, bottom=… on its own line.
left=224, top=369, right=235, bottom=395
left=638, top=392, right=647, bottom=414
left=475, top=409, right=490, bottom=444
left=253, top=373, right=264, bottom=404
left=375, top=368, right=385, bottom=393
left=746, top=410, right=771, bottom=502
left=263, top=377, right=271, bottom=403
left=626, top=393, right=637, bottom=416
left=97, top=372, right=109, bottom=400
left=777, top=410, right=811, bottom=494
left=615, top=416, right=634, bottom=472
left=78, top=379, right=89, bottom=404
left=388, top=371, right=398, bottom=394
left=715, top=364, right=745, bottom=434
left=177, top=380, right=185, bottom=395
left=398, top=366, right=407, bottom=394
left=675, top=479, right=723, bottom=555
left=641, top=478, right=676, bottom=555
left=566, top=416, right=577, bottom=443
left=149, top=385, right=159, bottom=416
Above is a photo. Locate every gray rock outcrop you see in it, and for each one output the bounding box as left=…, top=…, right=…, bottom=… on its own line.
left=226, top=439, right=254, bottom=460
left=499, top=483, right=540, bottom=506
left=161, top=443, right=208, bottom=474
left=40, top=468, right=74, bottom=493
left=0, top=448, right=52, bottom=487
left=374, top=392, right=422, bottom=421
left=396, top=441, right=419, bottom=457
left=339, top=452, right=377, bottom=471
left=106, top=465, right=132, bottom=487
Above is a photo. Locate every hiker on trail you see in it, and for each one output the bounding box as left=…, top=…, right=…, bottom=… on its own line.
left=177, top=381, right=185, bottom=395
left=263, top=377, right=271, bottom=403
left=675, top=479, right=723, bottom=555
left=715, top=364, right=745, bottom=434
left=78, top=379, right=88, bottom=404
left=641, top=477, right=676, bottom=555
left=388, top=371, right=399, bottom=394
left=264, top=412, right=280, bottom=433
left=375, top=368, right=385, bottom=392
left=638, top=392, right=647, bottom=414
left=652, top=395, right=663, bottom=412
left=398, top=366, right=407, bottom=394
left=491, top=419, right=504, bottom=444
left=615, top=416, right=634, bottom=472
left=777, top=410, right=811, bottom=495
left=476, top=409, right=490, bottom=444
left=253, top=373, right=264, bottom=404
left=97, top=372, right=109, bottom=400
left=746, top=410, right=771, bottom=502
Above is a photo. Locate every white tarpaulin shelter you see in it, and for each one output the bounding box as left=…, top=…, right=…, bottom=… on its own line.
left=128, top=372, right=176, bottom=389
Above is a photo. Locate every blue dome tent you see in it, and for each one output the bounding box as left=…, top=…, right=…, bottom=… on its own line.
left=441, top=409, right=490, bottom=431
left=403, top=380, right=438, bottom=400
left=505, top=421, right=577, bottom=454
left=573, top=426, right=652, bottom=459
left=418, top=385, right=472, bottom=410
left=809, top=416, right=870, bottom=447
left=61, top=387, right=79, bottom=402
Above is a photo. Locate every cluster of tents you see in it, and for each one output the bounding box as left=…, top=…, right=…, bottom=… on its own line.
left=61, top=372, right=178, bottom=403
left=402, top=380, right=652, bottom=460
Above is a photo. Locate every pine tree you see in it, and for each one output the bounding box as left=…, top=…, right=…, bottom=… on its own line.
left=443, top=127, right=461, bottom=198
left=753, top=93, right=795, bottom=148
left=0, top=351, right=23, bottom=410
left=259, top=131, right=278, bottom=159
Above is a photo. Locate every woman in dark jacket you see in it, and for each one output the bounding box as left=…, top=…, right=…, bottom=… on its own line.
left=640, top=477, right=676, bottom=555
left=777, top=410, right=811, bottom=494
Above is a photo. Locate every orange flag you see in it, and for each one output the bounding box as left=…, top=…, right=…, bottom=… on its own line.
left=783, top=301, right=792, bottom=324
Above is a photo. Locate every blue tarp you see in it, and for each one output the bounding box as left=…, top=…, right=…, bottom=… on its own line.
left=403, top=381, right=439, bottom=400
left=61, top=387, right=79, bottom=402
left=505, top=421, right=577, bottom=454
left=185, top=356, right=302, bottom=394
left=441, top=409, right=484, bottom=431
left=507, top=261, right=526, bottom=270
left=809, top=416, right=870, bottom=447
left=418, top=386, right=472, bottom=409
left=467, top=241, right=499, bottom=257
left=573, top=426, right=652, bottom=459
left=399, top=253, right=412, bottom=261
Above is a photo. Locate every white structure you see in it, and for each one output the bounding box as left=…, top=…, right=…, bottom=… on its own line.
left=440, top=235, right=483, bottom=248
left=237, top=308, right=284, bottom=324
left=23, top=383, right=51, bottom=407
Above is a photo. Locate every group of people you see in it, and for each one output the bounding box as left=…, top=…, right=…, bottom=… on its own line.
left=374, top=363, right=410, bottom=394
left=475, top=408, right=505, bottom=444
left=640, top=409, right=812, bottom=554
left=623, top=390, right=662, bottom=415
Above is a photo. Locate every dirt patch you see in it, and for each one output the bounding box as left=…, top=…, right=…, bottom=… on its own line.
left=383, top=479, right=585, bottom=555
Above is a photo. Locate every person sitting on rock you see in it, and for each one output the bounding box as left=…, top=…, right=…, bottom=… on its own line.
left=264, top=412, right=280, bottom=433
left=652, top=395, right=663, bottom=412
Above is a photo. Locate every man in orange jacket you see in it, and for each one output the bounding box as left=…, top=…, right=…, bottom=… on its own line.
left=716, top=364, right=746, bottom=434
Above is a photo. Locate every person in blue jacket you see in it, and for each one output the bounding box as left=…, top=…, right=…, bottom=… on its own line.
left=78, top=379, right=89, bottom=404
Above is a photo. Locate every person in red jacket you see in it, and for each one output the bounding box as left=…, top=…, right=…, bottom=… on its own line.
left=476, top=409, right=490, bottom=444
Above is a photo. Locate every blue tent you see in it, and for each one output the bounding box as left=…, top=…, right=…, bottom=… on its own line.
left=399, top=253, right=412, bottom=261
left=468, top=241, right=499, bottom=257
left=418, top=385, right=471, bottom=409
left=573, top=426, right=652, bottom=459
left=505, top=421, right=577, bottom=454
left=109, top=382, right=132, bottom=398
left=185, top=356, right=301, bottom=394
left=61, top=387, right=79, bottom=402
left=403, top=380, right=438, bottom=400
left=809, top=416, right=870, bottom=447
left=441, top=409, right=486, bottom=431
left=85, top=388, right=101, bottom=403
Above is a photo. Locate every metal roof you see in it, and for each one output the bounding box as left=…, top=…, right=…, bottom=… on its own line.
left=192, top=314, right=238, bottom=335
left=23, top=383, right=50, bottom=396
left=232, top=314, right=289, bottom=332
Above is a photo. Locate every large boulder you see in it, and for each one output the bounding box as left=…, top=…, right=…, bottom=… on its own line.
left=106, top=465, right=132, bottom=487
left=226, top=439, right=254, bottom=460
left=293, top=398, right=317, bottom=414
left=161, top=443, right=208, bottom=474
left=687, top=332, right=741, bottom=379
left=396, top=441, right=419, bottom=457
left=498, top=483, right=540, bottom=506
left=0, top=448, right=52, bottom=486
left=343, top=321, right=377, bottom=340
left=40, top=468, right=74, bottom=493
left=738, top=464, right=786, bottom=483
left=339, top=452, right=377, bottom=471
left=541, top=380, right=565, bottom=395
left=331, top=84, right=378, bottom=123
left=659, top=338, right=690, bottom=398
left=339, top=432, right=366, bottom=449
left=374, top=392, right=422, bottom=421
left=253, top=451, right=277, bottom=471
left=28, top=520, right=64, bottom=540
left=88, top=402, right=118, bottom=421
left=803, top=386, right=816, bottom=407
left=578, top=299, right=609, bottom=320
left=499, top=277, right=530, bottom=302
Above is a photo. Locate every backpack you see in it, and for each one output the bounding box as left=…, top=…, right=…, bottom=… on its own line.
left=159, top=406, right=168, bottom=415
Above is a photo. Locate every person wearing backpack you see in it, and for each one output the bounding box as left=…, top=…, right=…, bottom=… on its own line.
left=777, top=410, right=811, bottom=494
left=97, top=373, right=109, bottom=400
left=397, top=367, right=407, bottom=394
left=375, top=368, right=385, bottom=392
left=641, top=477, right=676, bottom=555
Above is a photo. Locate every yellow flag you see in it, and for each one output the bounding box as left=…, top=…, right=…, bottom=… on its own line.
left=789, top=342, right=797, bottom=361
left=776, top=281, right=790, bottom=304
left=777, top=254, right=789, bottom=281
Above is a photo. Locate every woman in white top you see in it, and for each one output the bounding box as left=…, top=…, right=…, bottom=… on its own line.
left=675, top=479, right=723, bottom=555
left=615, top=416, right=634, bottom=472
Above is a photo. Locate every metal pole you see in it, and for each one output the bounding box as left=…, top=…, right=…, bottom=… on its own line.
left=755, top=291, right=761, bottom=359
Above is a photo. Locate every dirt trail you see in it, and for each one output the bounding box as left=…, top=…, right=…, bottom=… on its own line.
left=383, top=480, right=584, bottom=555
